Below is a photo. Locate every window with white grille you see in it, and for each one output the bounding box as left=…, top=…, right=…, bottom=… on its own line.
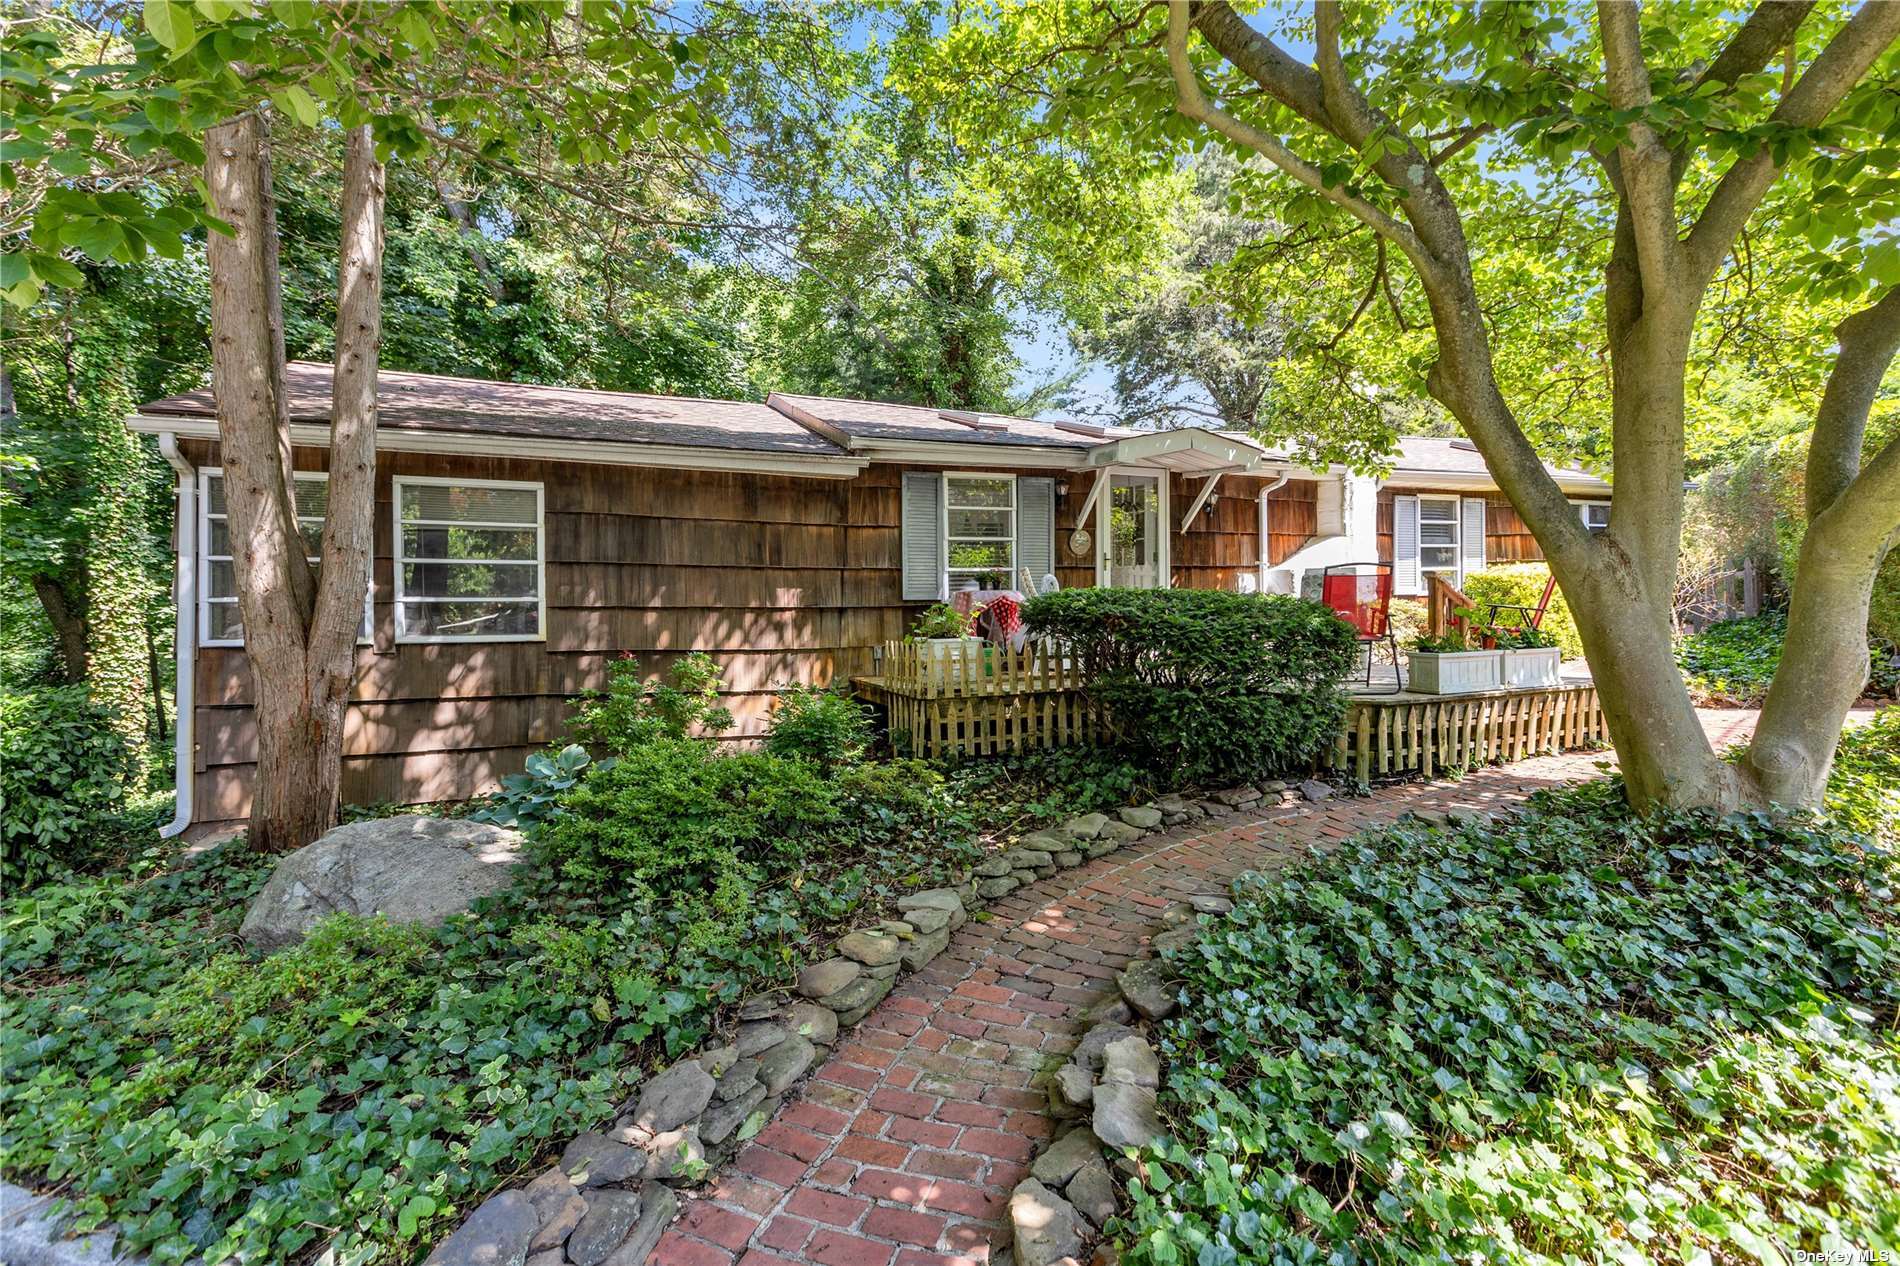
left=392, top=477, right=545, bottom=642
left=199, top=470, right=370, bottom=646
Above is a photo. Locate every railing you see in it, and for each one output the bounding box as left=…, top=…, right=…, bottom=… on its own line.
left=870, top=639, right=1086, bottom=698
left=1329, top=684, right=1606, bottom=784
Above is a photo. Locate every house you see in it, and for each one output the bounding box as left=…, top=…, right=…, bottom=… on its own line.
left=128, top=362, right=1609, bottom=833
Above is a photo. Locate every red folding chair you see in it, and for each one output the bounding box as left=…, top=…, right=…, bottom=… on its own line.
left=1322, top=562, right=1402, bottom=694
left=1485, top=572, right=1559, bottom=631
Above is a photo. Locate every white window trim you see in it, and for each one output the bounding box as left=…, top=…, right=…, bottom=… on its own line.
left=1578, top=499, right=1611, bottom=531
left=941, top=471, right=1017, bottom=588
left=197, top=468, right=371, bottom=648
left=1094, top=466, right=1172, bottom=589
left=392, top=474, right=547, bottom=644
left=1415, top=493, right=1462, bottom=587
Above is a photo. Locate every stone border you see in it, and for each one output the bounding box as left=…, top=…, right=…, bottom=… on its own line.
left=423, top=776, right=1334, bottom=1266
left=1005, top=892, right=1243, bottom=1266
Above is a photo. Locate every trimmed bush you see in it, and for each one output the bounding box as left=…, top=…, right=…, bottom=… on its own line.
left=1124, top=781, right=1900, bottom=1265
left=1460, top=563, right=1582, bottom=659
left=1, top=686, right=138, bottom=887
left=1022, top=587, right=1357, bottom=783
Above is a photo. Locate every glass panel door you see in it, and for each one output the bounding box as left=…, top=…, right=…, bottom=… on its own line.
left=1107, top=474, right=1162, bottom=588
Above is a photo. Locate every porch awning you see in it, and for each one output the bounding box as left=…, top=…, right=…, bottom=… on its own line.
left=1082, top=427, right=1267, bottom=473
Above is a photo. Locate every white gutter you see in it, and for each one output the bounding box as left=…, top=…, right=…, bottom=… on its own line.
left=156, top=433, right=195, bottom=838
left=1383, top=468, right=1610, bottom=494
left=126, top=414, right=871, bottom=480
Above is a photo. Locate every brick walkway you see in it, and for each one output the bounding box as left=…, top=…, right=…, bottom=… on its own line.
left=653, top=711, right=1761, bottom=1266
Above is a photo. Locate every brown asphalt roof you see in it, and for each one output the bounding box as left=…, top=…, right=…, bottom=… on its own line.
left=768, top=392, right=1134, bottom=449
left=141, top=361, right=852, bottom=457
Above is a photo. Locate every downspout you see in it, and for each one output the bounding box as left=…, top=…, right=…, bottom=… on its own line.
left=157, top=433, right=195, bottom=838
left=1257, top=468, right=1291, bottom=590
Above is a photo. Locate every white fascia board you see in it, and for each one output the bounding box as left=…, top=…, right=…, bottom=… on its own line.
left=1381, top=468, right=1610, bottom=495
left=126, top=414, right=871, bottom=480
left=1085, top=427, right=1264, bottom=471
left=850, top=438, right=1089, bottom=470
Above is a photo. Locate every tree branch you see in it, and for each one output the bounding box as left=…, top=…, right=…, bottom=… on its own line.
left=1165, top=2, right=1433, bottom=276
left=1806, top=286, right=1900, bottom=518
left=1597, top=1, right=1682, bottom=293
left=1685, top=0, right=1900, bottom=282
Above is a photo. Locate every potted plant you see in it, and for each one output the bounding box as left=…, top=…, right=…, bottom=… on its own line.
left=1495, top=623, right=1562, bottom=687
left=1405, top=630, right=1504, bottom=694
left=907, top=602, right=986, bottom=676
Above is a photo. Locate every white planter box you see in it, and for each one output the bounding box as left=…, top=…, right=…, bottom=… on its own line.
left=1501, top=647, right=1561, bottom=688
left=1405, top=649, right=1503, bottom=694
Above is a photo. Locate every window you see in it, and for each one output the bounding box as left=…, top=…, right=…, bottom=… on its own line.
left=393, top=477, right=544, bottom=641
left=944, top=474, right=1014, bottom=585
left=199, top=470, right=370, bottom=646
left=1580, top=501, right=1610, bottom=533
left=1417, top=496, right=1460, bottom=581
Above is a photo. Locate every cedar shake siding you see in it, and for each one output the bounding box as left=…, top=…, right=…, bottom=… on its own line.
left=181, top=440, right=1315, bottom=826
left=1375, top=486, right=1595, bottom=565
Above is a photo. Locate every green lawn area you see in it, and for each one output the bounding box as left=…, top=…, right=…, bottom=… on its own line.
left=1121, top=719, right=1900, bottom=1265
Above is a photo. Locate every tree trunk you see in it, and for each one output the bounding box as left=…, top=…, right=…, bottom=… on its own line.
left=30, top=573, right=90, bottom=683
left=204, top=114, right=384, bottom=852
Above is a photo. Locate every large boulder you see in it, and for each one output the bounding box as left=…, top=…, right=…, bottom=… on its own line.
left=240, top=816, right=523, bottom=949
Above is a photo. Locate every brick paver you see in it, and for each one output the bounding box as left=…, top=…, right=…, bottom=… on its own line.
left=653, top=711, right=1760, bottom=1266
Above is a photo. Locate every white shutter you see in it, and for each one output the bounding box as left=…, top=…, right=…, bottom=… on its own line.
left=1393, top=494, right=1420, bottom=595
left=1015, top=477, right=1055, bottom=592
left=901, top=472, right=946, bottom=601
left=1459, top=496, right=1487, bottom=585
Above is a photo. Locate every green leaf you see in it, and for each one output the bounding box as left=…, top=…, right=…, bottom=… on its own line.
left=278, top=84, right=320, bottom=128
left=142, top=0, right=196, bottom=52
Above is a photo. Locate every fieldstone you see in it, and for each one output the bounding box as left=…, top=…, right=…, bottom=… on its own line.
left=1154, top=794, right=1190, bottom=815
left=897, top=887, right=965, bottom=917
left=1009, top=1179, right=1086, bottom=1266
left=1054, top=850, right=1084, bottom=868
left=1118, top=805, right=1163, bottom=831
left=1198, top=799, right=1232, bottom=818
left=1259, top=780, right=1288, bottom=794
left=628, top=1058, right=715, bottom=1135
left=1213, top=786, right=1260, bottom=807
left=566, top=1189, right=645, bottom=1266
left=423, top=1189, right=537, bottom=1266
left=640, top=1126, right=704, bottom=1182
left=786, top=1002, right=839, bottom=1046
left=526, top=1251, right=565, bottom=1266
left=1187, top=893, right=1234, bottom=915
left=1071, top=1023, right=1137, bottom=1074
left=1117, top=959, right=1177, bottom=1021
left=1299, top=778, right=1335, bottom=803
left=240, top=816, right=523, bottom=949
left=1003, top=846, right=1055, bottom=868
left=527, top=1193, right=587, bottom=1253
left=700, top=1083, right=768, bottom=1145
left=977, top=875, right=1019, bottom=899
left=597, top=1185, right=676, bottom=1266
left=875, top=919, right=917, bottom=939
left=1062, top=813, right=1108, bottom=841
left=560, top=1134, right=642, bottom=1188
left=1092, top=821, right=1142, bottom=853
left=796, top=957, right=861, bottom=1000
left=1011, top=868, right=1040, bottom=885
left=836, top=929, right=906, bottom=968
left=864, top=959, right=902, bottom=980
left=1152, top=924, right=1199, bottom=955
left=820, top=973, right=891, bottom=1018
left=1030, top=1126, right=1103, bottom=1186
left=1067, top=1157, right=1118, bottom=1228
left=1159, top=902, right=1194, bottom=927
left=736, top=996, right=781, bottom=1022
left=757, top=1033, right=816, bottom=1094
left=975, top=855, right=1015, bottom=878
left=1084, top=996, right=1133, bottom=1027
left=901, top=927, right=951, bottom=972
left=734, top=1021, right=787, bottom=1058
left=905, top=905, right=953, bottom=935
left=714, top=1057, right=760, bottom=1102
left=521, top=1166, right=578, bottom=1219
left=1101, top=1036, right=1160, bottom=1089
left=1092, top=1082, right=1164, bottom=1152
left=1047, top=1063, right=1093, bottom=1119
left=697, top=1044, right=740, bottom=1078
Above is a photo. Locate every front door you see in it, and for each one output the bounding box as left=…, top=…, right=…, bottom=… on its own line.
left=1101, top=473, right=1165, bottom=588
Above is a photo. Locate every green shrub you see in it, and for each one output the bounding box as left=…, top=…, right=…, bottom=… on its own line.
left=1, top=686, right=139, bottom=887
left=570, top=652, right=733, bottom=753
left=539, top=738, right=839, bottom=894
left=1460, top=563, right=1582, bottom=658
left=1123, top=782, right=1900, bottom=1265
left=1828, top=706, right=1900, bottom=843
left=1023, top=588, right=1356, bottom=784
left=764, top=684, right=872, bottom=771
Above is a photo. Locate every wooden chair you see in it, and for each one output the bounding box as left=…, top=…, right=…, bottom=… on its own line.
left=1322, top=563, right=1402, bottom=693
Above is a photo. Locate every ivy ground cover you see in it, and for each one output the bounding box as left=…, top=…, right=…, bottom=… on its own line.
left=1123, top=779, right=1900, bottom=1265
